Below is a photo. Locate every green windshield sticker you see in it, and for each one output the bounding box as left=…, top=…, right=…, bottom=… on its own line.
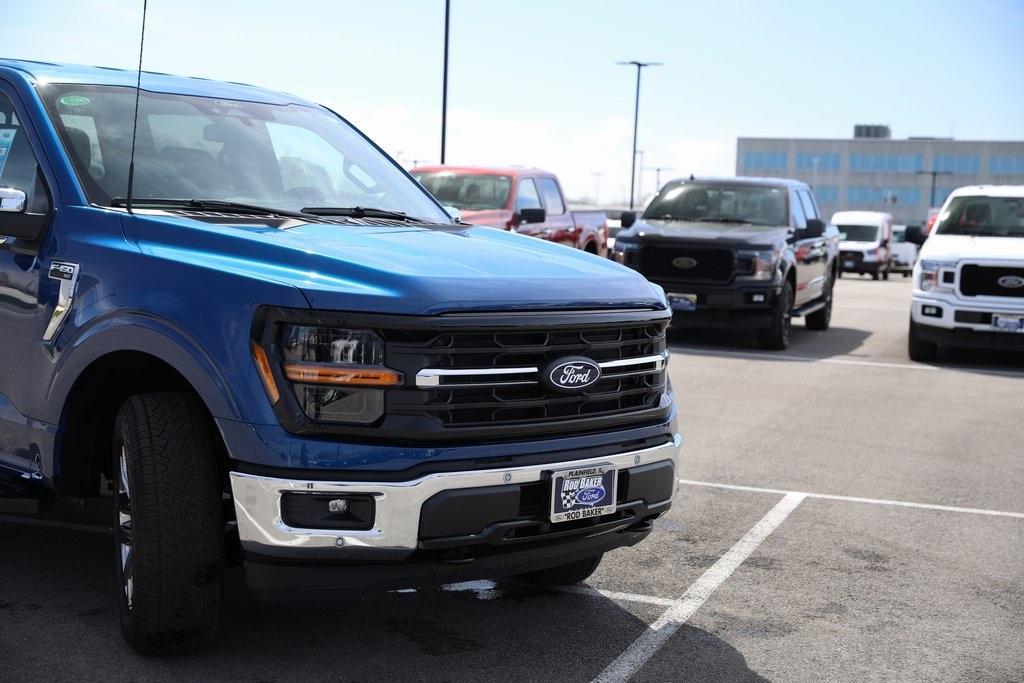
left=59, top=95, right=90, bottom=107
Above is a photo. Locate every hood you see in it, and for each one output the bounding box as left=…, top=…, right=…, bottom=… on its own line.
left=130, top=213, right=665, bottom=314
left=622, top=219, right=790, bottom=247
left=839, top=240, right=880, bottom=251
left=920, top=234, right=1024, bottom=262
left=459, top=209, right=512, bottom=230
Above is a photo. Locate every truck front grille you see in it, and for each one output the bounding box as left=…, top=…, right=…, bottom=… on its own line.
left=960, top=265, right=1024, bottom=298
left=640, top=246, right=734, bottom=283
left=384, top=316, right=669, bottom=436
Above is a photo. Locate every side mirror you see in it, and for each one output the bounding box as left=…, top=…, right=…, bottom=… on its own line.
left=620, top=210, right=637, bottom=229
left=904, top=226, right=926, bottom=246
left=0, top=187, right=27, bottom=213
left=519, top=207, right=546, bottom=224
left=803, top=218, right=825, bottom=238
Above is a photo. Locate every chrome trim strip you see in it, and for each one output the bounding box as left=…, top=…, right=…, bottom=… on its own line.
left=416, top=366, right=538, bottom=388
left=229, top=436, right=682, bottom=560
left=43, top=262, right=80, bottom=342
left=598, top=353, right=667, bottom=370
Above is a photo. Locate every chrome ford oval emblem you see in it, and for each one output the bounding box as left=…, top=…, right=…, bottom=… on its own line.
left=997, top=275, right=1024, bottom=289
left=672, top=256, right=698, bottom=269
left=542, top=356, right=602, bottom=393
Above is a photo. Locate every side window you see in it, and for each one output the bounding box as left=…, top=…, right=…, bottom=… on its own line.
left=791, top=190, right=807, bottom=228
left=798, top=190, right=819, bottom=220
left=0, top=92, right=49, bottom=214
left=536, top=177, right=565, bottom=216
left=516, top=178, right=542, bottom=211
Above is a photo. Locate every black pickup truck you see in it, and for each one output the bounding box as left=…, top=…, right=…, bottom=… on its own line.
left=612, top=177, right=840, bottom=350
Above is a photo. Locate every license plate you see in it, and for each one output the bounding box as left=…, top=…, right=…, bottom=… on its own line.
left=668, top=293, right=697, bottom=312
left=550, top=465, right=617, bottom=523
left=992, top=315, right=1024, bottom=333
left=844, top=260, right=855, bottom=268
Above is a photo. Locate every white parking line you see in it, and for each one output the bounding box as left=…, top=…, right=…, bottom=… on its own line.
left=557, top=584, right=675, bottom=607
left=678, top=479, right=1024, bottom=519
left=593, top=492, right=805, bottom=682
left=672, top=347, right=938, bottom=371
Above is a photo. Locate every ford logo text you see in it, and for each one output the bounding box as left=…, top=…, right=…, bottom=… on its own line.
left=997, top=275, right=1024, bottom=289
left=542, top=357, right=602, bottom=392
left=672, top=256, right=698, bottom=269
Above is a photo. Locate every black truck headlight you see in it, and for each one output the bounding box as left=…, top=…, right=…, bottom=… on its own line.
left=736, top=249, right=780, bottom=281
left=273, top=326, right=401, bottom=424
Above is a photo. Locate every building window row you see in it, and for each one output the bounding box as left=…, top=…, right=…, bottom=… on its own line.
left=990, top=156, right=1024, bottom=174
left=847, top=186, right=922, bottom=206
left=744, top=151, right=1024, bottom=175
left=813, top=185, right=839, bottom=203
left=796, top=153, right=841, bottom=171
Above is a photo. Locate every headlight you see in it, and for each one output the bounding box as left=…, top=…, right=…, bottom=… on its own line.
left=612, top=238, right=640, bottom=266
left=261, top=325, right=401, bottom=424
left=862, top=249, right=878, bottom=262
left=917, top=260, right=957, bottom=293
left=736, top=249, right=779, bottom=281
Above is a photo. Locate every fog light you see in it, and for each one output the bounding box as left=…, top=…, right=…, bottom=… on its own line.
left=922, top=305, right=942, bottom=318
left=328, top=498, right=349, bottom=514
left=752, top=294, right=766, bottom=303
left=281, top=493, right=375, bottom=530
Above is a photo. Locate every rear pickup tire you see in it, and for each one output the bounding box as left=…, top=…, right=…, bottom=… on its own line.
left=113, top=393, right=224, bottom=655
left=757, top=281, right=793, bottom=350
left=908, top=320, right=939, bottom=362
left=511, top=553, right=603, bottom=587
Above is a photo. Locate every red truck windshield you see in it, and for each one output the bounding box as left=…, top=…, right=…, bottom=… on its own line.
left=412, top=172, right=511, bottom=211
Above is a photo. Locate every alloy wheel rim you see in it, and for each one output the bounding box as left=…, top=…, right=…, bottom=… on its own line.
left=118, top=445, right=134, bottom=611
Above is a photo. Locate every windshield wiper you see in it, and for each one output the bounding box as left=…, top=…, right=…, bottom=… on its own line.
left=302, top=206, right=427, bottom=222
left=110, top=197, right=312, bottom=219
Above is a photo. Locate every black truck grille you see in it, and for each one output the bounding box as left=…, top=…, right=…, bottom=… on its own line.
left=960, top=265, right=1024, bottom=298
left=640, top=245, right=734, bottom=283
left=840, top=251, right=864, bottom=265
left=385, top=317, right=669, bottom=434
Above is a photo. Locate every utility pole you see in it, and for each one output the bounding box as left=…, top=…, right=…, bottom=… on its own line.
left=635, top=150, right=644, bottom=202
left=616, top=60, right=662, bottom=209
left=410, top=158, right=428, bottom=169
left=440, top=0, right=451, bottom=164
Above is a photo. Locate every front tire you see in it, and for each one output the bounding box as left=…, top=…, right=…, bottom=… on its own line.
left=805, top=274, right=834, bottom=331
left=114, top=393, right=224, bottom=655
left=757, top=280, right=793, bottom=350
left=511, top=554, right=603, bottom=587
left=908, top=320, right=938, bottom=362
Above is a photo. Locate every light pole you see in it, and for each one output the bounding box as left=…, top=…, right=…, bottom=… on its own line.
left=440, top=0, right=451, bottom=164
left=617, top=60, right=662, bottom=209
left=635, top=150, right=644, bottom=202
left=646, top=166, right=673, bottom=189
left=591, top=171, right=603, bottom=205
left=916, top=169, right=953, bottom=208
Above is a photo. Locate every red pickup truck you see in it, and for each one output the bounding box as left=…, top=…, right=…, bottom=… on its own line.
left=411, top=166, right=608, bottom=256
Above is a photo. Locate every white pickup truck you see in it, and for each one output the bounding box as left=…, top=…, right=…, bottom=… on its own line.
left=908, top=185, right=1024, bottom=361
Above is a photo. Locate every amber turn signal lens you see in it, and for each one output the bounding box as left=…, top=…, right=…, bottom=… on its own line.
left=251, top=342, right=280, bottom=404
left=283, top=364, right=401, bottom=387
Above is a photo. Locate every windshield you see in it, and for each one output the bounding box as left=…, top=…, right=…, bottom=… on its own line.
left=412, top=172, right=511, bottom=211
left=643, top=182, right=787, bottom=227
left=934, top=196, right=1024, bottom=237
left=837, top=225, right=880, bottom=242
left=40, top=84, right=448, bottom=221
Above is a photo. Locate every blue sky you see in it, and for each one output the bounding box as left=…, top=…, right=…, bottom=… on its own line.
left=4, top=0, right=1023, bottom=203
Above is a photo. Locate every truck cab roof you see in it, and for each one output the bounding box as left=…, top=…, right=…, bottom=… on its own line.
left=665, top=175, right=812, bottom=191
left=412, top=165, right=555, bottom=179
left=0, top=57, right=315, bottom=107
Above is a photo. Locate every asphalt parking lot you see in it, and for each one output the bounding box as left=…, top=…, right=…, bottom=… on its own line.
left=1, top=276, right=1022, bottom=681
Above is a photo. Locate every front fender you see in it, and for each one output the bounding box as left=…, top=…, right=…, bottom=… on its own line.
left=44, top=311, right=250, bottom=425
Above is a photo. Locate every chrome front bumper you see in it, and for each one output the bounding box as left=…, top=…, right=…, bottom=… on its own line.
left=229, top=435, right=682, bottom=561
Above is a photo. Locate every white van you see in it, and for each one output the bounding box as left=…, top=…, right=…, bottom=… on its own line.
left=907, top=185, right=1024, bottom=361
left=890, top=224, right=919, bottom=276
left=832, top=211, right=894, bottom=280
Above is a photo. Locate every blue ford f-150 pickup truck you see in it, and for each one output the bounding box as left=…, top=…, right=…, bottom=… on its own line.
left=0, top=60, right=681, bottom=654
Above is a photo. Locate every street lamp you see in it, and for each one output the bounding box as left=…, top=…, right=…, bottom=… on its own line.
left=916, top=169, right=953, bottom=208
left=440, top=0, right=451, bottom=164
left=634, top=150, right=644, bottom=202
left=617, top=60, right=662, bottom=209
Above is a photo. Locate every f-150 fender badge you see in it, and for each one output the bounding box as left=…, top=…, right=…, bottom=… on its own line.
left=43, top=261, right=80, bottom=342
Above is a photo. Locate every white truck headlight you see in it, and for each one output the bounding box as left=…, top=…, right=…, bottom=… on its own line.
left=917, top=260, right=957, bottom=293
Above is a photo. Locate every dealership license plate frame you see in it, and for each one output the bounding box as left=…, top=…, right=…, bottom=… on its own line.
left=668, top=292, right=698, bottom=312
left=549, top=464, right=617, bottom=523
left=992, top=314, right=1024, bottom=333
